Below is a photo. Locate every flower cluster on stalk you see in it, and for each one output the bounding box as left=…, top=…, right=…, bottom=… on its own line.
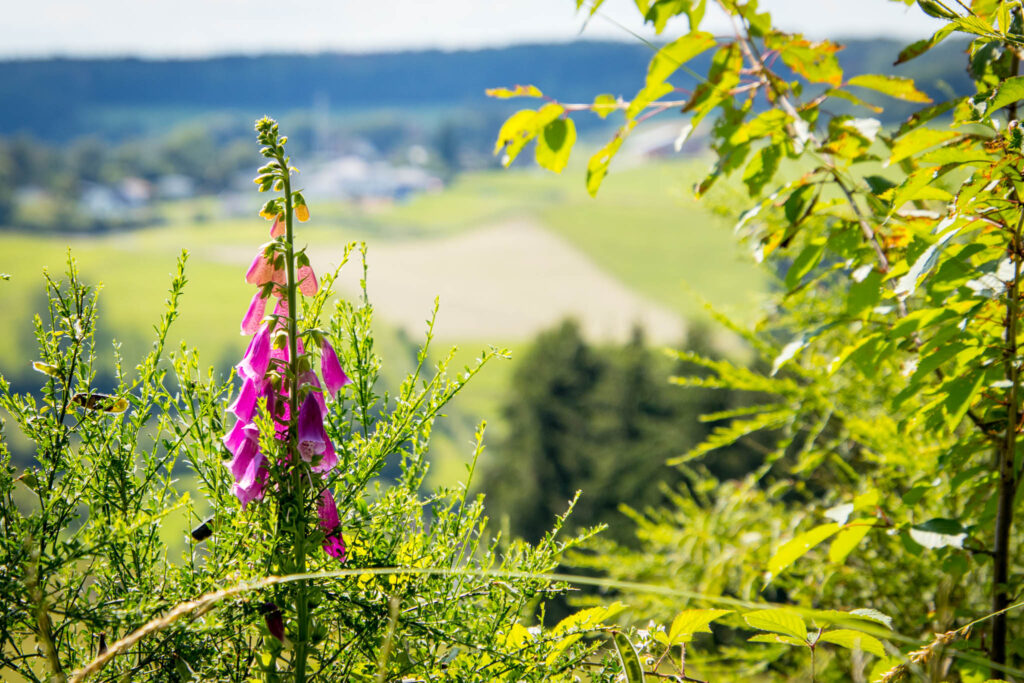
left=222, top=118, right=351, bottom=560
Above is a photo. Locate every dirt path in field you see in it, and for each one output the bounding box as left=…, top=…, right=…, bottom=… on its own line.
left=215, top=219, right=686, bottom=343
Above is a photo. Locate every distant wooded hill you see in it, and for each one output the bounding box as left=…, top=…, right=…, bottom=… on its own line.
left=2, top=38, right=971, bottom=141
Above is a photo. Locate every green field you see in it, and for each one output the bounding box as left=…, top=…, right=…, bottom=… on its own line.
left=0, top=158, right=765, bottom=485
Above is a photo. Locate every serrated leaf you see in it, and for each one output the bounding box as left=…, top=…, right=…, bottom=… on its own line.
left=668, top=609, right=732, bottom=645
left=646, top=31, right=716, bottom=87
left=486, top=84, right=544, bottom=99
left=849, top=608, right=894, bottom=630
left=895, top=24, right=955, bottom=64
left=749, top=633, right=807, bottom=647
left=744, top=609, right=808, bottom=641
left=847, top=74, right=931, bottom=103
left=819, top=629, right=887, bottom=657
left=887, top=128, right=959, bottom=166
left=767, top=523, right=841, bottom=582
left=535, top=117, right=576, bottom=173
left=776, top=38, right=843, bottom=87
left=829, top=524, right=872, bottom=564
left=987, top=75, right=1024, bottom=113
left=613, top=632, right=646, bottom=683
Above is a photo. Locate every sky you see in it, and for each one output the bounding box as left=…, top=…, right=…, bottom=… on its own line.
left=3, top=0, right=944, bottom=59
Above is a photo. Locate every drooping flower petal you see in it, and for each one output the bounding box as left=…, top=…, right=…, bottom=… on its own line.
left=269, top=215, right=285, bottom=238
left=261, top=602, right=285, bottom=642
left=320, top=339, right=351, bottom=396
left=300, top=371, right=327, bottom=415
left=318, top=489, right=339, bottom=529
left=318, top=490, right=346, bottom=560
left=296, top=393, right=330, bottom=462
left=233, top=462, right=268, bottom=509
left=241, top=291, right=269, bottom=335
left=245, top=244, right=280, bottom=286
left=237, top=325, right=272, bottom=384
left=225, top=423, right=267, bottom=508
left=298, top=264, right=318, bottom=296
left=311, top=433, right=337, bottom=474
left=228, top=377, right=260, bottom=421
left=222, top=419, right=250, bottom=454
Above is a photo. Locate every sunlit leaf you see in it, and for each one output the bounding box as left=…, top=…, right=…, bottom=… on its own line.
left=887, top=128, right=959, bottom=166
left=485, top=84, right=544, bottom=99
left=646, top=31, right=717, bottom=87
left=748, top=633, right=807, bottom=647
left=767, top=523, right=841, bottom=582
left=743, top=609, right=808, bottom=641
left=593, top=93, right=618, bottom=118
left=829, top=524, right=872, bottom=564
left=818, top=629, right=887, bottom=657
left=668, top=609, right=732, bottom=645
left=535, top=118, right=577, bottom=173
left=847, top=74, right=931, bottom=103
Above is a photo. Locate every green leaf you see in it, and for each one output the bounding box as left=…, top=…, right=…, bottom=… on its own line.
left=848, top=608, right=894, bottom=630
left=774, top=38, right=843, bottom=87
left=987, top=75, right=1024, bottom=113
left=646, top=31, right=717, bottom=87
left=730, top=109, right=791, bottom=145
left=847, top=74, right=931, bottom=103
left=846, top=268, right=882, bottom=316
left=909, top=518, right=967, bottom=549
left=767, top=523, right=841, bottom=582
left=893, top=223, right=961, bottom=299
left=613, top=632, right=646, bottom=683
left=784, top=240, right=826, bottom=291
left=667, top=609, right=732, bottom=645
left=828, top=524, right=872, bottom=564
left=643, top=0, right=707, bottom=32
left=586, top=127, right=630, bottom=196
left=895, top=24, right=955, bottom=65
left=743, top=609, right=808, bottom=641
left=941, top=371, right=985, bottom=429
left=887, top=128, right=959, bottom=166
left=485, top=84, right=543, bottom=99
left=593, top=93, right=618, bottom=119
left=818, top=629, right=887, bottom=657
left=535, top=118, right=577, bottom=173
left=749, top=633, right=807, bottom=647
left=494, top=109, right=538, bottom=159
left=577, top=0, right=608, bottom=15
left=743, top=144, right=782, bottom=196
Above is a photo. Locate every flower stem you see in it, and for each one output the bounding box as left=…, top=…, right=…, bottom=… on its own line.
left=276, top=151, right=310, bottom=683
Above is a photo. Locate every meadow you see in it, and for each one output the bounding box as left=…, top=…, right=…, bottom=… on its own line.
left=0, top=156, right=765, bottom=485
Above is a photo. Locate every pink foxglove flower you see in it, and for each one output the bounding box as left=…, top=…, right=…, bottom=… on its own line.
left=320, top=339, right=351, bottom=396
left=237, top=325, right=271, bottom=385
left=241, top=291, right=269, bottom=335
left=270, top=215, right=285, bottom=238
left=296, top=393, right=332, bottom=463
left=300, top=371, right=327, bottom=415
left=224, top=421, right=267, bottom=508
left=245, top=249, right=276, bottom=286
left=317, top=490, right=346, bottom=560
left=228, top=377, right=260, bottom=422
left=298, top=263, right=318, bottom=296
